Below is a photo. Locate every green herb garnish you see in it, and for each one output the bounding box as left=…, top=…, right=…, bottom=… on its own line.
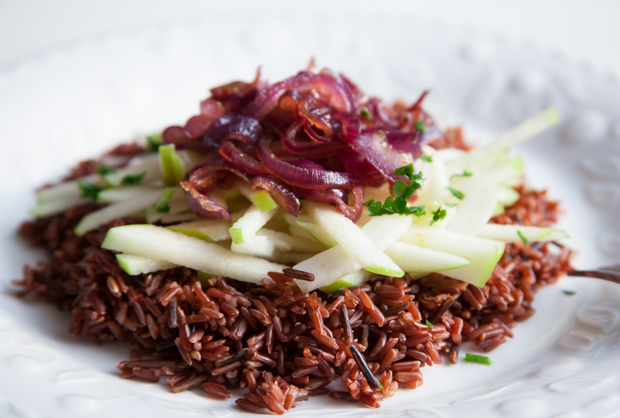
left=517, top=230, right=529, bottom=245
left=415, top=120, right=427, bottom=133
left=446, top=187, right=465, bottom=200
left=146, top=133, right=162, bottom=152
left=563, top=290, right=576, bottom=296
left=425, top=319, right=434, bottom=328
left=420, top=154, right=433, bottom=163
left=77, top=180, right=103, bottom=199
left=121, top=171, right=146, bottom=186
left=452, top=170, right=473, bottom=179
left=364, top=164, right=426, bottom=217
left=464, top=353, right=492, bottom=365
left=429, top=206, right=447, bottom=226
left=96, top=165, right=116, bottom=176
left=153, top=188, right=175, bottom=213
left=360, top=107, right=370, bottom=118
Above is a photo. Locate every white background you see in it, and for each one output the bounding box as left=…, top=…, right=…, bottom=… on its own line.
left=1, top=0, right=620, bottom=74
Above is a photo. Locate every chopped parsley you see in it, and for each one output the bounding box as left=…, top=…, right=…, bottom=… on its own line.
left=517, top=230, right=529, bottom=245
left=77, top=180, right=103, bottom=199
left=146, top=133, right=162, bottom=152
left=153, top=188, right=175, bottom=213
left=96, top=165, right=116, bottom=176
left=364, top=164, right=426, bottom=217
left=429, top=206, right=446, bottom=226
left=446, top=187, right=465, bottom=200
left=121, top=171, right=146, bottom=186
left=563, top=290, right=576, bottom=296
left=420, top=154, right=433, bottom=163
left=452, top=170, right=473, bottom=179
left=415, top=120, right=427, bottom=133
left=425, top=319, right=434, bottom=328
left=464, top=353, right=492, bottom=365
left=359, top=107, right=370, bottom=118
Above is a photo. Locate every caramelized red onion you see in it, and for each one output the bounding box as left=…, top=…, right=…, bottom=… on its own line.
left=165, top=68, right=443, bottom=220
left=305, top=185, right=365, bottom=222
left=257, top=138, right=359, bottom=189
left=219, top=141, right=268, bottom=176
left=244, top=71, right=354, bottom=120
left=345, top=131, right=415, bottom=183
left=251, top=175, right=301, bottom=216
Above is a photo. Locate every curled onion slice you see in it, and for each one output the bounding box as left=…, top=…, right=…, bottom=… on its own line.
left=162, top=126, right=212, bottom=154
left=219, top=141, right=267, bottom=176
left=305, top=185, right=365, bottom=222
left=257, top=138, right=359, bottom=189
left=245, top=71, right=354, bottom=120
left=204, top=115, right=263, bottom=147
left=251, top=175, right=301, bottom=216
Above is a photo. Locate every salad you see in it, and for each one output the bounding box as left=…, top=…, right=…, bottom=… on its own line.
left=16, top=68, right=573, bottom=413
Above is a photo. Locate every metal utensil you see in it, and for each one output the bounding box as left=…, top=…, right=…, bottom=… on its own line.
left=567, top=265, right=620, bottom=285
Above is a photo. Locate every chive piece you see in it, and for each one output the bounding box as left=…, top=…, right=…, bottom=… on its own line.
left=146, top=132, right=162, bottom=152
left=452, top=170, right=473, bottom=179
left=425, top=319, right=434, bottom=328
left=446, top=187, right=465, bottom=200
left=563, top=290, right=576, bottom=296
left=96, top=165, right=116, bottom=176
left=517, top=230, right=529, bottom=245
left=153, top=188, right=175, bottom=213
left=359, top=107, right=370, bottom=118
left=121, top=171, right=146, bottom=186
left=77, top=180, right=103, bottom=199
left=420, top=154, right=433, bottom=162
left=464, top=353, right=492, bottom=365
left=415, top=120, right=427, bottom=133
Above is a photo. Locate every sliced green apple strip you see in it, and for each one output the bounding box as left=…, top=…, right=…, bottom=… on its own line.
left=229, top=205, right=277, bottom=245
left=478, top=224, right=569, bottom=243
left=320, top=270, right=374, bottom=293
left=97, top=186, right=160, bottom=203
left=305, top=203, right=404, bottom=277
left=296, top=220, right=338, bottom=248
left=74, top=189, right=165, bottom=236
left=102, top=224, right=286, bottom=284
left=168, top=218, right=233, bottom=242
left=257, top=229, right=326, bottom=253
left=35, top=173, right=104, bottom=204
left=481, top=107, right=559, bottom=152
left=30, top=196, right=92, bottom=218
left=447, top=175, right=499, bottom=236
left=400, top=227, right=505, bottom=287
left=236, top=181, right=278, bottom=212
left=498, top=185, right=520, bottom=206
left=385, top=241, right=471, bottom=273
left=293, top=213, right=412, bottom=292
left=116, top=254, right=177, bottom=275
left=159, top=144, right=185, bottom=186
left=231, top=234, right=279, bottom=259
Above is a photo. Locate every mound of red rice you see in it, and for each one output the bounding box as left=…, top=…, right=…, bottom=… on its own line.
left=14, top=135, right=574, bottom=413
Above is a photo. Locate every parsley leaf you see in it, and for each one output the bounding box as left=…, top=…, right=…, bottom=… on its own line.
left=77, top=180, right=103, bottom=199
left=121, top=171, right=146, bottom=186
left=364, top=164, right=427, bottom=217
left=563, top=290, right=576, bottom=296
left=517, top=230, right=529, bottom=245
left=96, top=165, right=116, bottom=176
left=359, top=107, right=370, bottom=118
left=429, top=206, right=447, bottom=226
left=146, top=133, right=162, bottom=152
left=420, top=154, right=433, bottom=162
left=415, top=120, right=427, bottom=133
left=446, top=187, right=465, bottom=200
left=153, top=188, right=175, bottom=213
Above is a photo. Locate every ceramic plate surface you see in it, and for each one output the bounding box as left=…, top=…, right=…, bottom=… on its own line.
left=1, top=11, right=620, bottom=418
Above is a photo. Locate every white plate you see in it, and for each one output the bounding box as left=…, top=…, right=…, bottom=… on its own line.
left=1, top=12, right=620, bottom=418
